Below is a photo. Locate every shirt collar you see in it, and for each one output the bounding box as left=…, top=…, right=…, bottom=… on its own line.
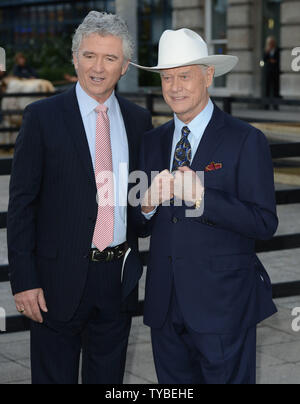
left=76, top=82, right=116, bottom=117
left=174, top=98, right=214, bottom=138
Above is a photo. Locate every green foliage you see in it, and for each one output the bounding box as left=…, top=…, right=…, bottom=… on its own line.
left=5, top=33, right=76, bottom=82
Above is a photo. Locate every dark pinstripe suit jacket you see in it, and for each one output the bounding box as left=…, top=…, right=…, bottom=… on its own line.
left=140, top=105, right=278, bottom=334
left=7, top=85, right=152, bottom=322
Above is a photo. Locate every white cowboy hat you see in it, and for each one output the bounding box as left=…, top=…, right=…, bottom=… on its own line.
left=131, top=28, right=238, bottom=77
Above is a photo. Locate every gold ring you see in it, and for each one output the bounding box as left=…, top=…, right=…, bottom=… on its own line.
left=18, top=308, right=25, bottom=314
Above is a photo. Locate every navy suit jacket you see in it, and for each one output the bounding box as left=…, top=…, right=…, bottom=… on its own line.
left=140, top=105, right=278, bottom=334
left=7, top=85, right=152, bottom=322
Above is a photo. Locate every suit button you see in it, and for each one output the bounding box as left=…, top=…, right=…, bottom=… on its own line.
left=202, top=218, right=215, bottom=227
left=172, top=217, right=178, bottom=224
left=168, top=256, right=173, bottom=263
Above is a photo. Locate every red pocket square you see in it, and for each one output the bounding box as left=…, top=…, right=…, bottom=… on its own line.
left=205, top=162, right=223, bottom=172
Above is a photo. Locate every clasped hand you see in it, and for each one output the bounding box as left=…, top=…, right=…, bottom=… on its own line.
left=142, top=166, right=204, bottom=213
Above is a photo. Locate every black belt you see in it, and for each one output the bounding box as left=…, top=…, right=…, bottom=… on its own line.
left=89, top=242, right=128, bottom=263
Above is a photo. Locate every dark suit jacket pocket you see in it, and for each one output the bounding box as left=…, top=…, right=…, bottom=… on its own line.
left=35, top=244, right=58, bottom=260
left=211, top=253, right=255, bottom=272
left=204, top=169, right=226, bottom=190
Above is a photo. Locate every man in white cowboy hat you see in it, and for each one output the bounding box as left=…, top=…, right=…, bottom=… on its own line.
left=132, top=29, right=278, bottom=384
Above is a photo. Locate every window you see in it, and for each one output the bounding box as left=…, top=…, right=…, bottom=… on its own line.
left=0, top=0, right=115, bottom=49
left=0, top=0, right=115, bottom=80
left=205, top=0, right=228, bottom=88
left=138, top=0, right=172, bottom=87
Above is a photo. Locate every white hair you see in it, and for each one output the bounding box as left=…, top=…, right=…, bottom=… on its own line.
left=72, top=11, right=134, bottom=61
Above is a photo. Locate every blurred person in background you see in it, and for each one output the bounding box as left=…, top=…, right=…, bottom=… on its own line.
left=13, top=52, right=39, bottom=79
left=263, top=36, right=280, bottom=110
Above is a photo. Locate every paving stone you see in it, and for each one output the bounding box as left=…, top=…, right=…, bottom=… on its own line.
left=125, top=343, right=157, bottom=384
left=0, top=339, right=30, bottom=361
left=1, top=128, right=300, bottom=384
left=6, top=379, right=31, bottom=385
left=0, top=282, right=19, bottom=316
left=258, top=340, right=300, bottom=364
left=0, top=176, right=9, bottom=211
left=256, top=351, right=286, bottom=368
left=0, top=361, right=30, bottom=384
left=16, top=358, right=31, bottom=369
left=276, top=204, right=300, bottom=236
left=263, top=306, right=300, bottom=338
left=0, top=331, right=29, bottom=344
left=129, top=317, right=151, bottom=346
left=257, top=362, right=300, bottom=385
left=276, top=297, right=300, bottom=311
left=0, top=299, right=299, bottom=384
left=257, top=325, right=296, bottom=347
left=124, top=371, right=155, bottom=385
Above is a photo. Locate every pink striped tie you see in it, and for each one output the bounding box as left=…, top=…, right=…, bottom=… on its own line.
left=93, top=104, right=114, bottom=252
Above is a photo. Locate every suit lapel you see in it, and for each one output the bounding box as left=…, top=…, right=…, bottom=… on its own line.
left=63, top=86, right=96, bottom=188
left=117, top=95, right=175, bottom=174
left=160, top=120, right=175, bottom=171
left=173, top=105, right=226, bottom=213
left=190, top=104, right=226, bottom=172
left=160, top=106, right=226, bottom=174
left=116, top=94, right=135, bottom=173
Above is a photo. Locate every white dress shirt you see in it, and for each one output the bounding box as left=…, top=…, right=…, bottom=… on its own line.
left=171, top=98, right=214, bottom=170
left=143, top=99, right=214, bottom=220
left=76, top=82, right=129, bottom=247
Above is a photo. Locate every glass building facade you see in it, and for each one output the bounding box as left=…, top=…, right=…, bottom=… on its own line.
left=0, top=1, right=115, bottom=48
left=138, top=0, right=172, bottom=86
left=0, top=0, right=173, bottom=86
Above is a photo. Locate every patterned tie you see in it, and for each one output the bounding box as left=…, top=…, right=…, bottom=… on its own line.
left=172, top=126, right=192, bottom=172
left=170, top=126, right=192, bottom=205
left=92, top=105, right=114, bottom=252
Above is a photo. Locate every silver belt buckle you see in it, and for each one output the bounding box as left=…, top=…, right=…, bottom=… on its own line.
left=106, top=250, right=114, bottom=262
left=91, top=250, right=98, bottom=262
left=117, top=249, right=124, bottom=260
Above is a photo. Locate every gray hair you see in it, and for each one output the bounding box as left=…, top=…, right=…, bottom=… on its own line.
left=72, top=11, right=134, bottom=61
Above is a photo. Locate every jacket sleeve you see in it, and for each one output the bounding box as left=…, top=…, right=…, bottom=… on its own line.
left=7, top=105, right=43, bottom=295
left=203, top=129, right=279, bottom=240
left=130, top=127, right=156, bottom=238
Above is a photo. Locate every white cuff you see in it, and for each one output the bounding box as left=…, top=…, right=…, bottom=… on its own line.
left=142, top=207, right=158, bottom=220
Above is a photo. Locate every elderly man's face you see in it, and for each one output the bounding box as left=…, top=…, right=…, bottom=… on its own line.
left=160, top=65, right=214, bottom=124
left=73, top=33, right=129, bottom=103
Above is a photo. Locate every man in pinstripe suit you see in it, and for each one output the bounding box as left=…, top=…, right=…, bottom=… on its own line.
left=7, top=12, right=152, bottom=384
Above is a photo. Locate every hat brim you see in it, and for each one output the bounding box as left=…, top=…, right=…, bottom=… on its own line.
left=130, top=55, right=239, bottom=77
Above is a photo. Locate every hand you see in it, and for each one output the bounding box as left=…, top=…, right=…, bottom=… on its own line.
left=174, top=166, right=204, bottom=204
left=14, top=288, right=48, bottom=323
left=142, top=170, right=174, bottom=213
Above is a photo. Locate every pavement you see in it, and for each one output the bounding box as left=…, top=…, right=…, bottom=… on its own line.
left=0, top=106, right=300, bottom=384
left=0, top=265, right=300, bottom=384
